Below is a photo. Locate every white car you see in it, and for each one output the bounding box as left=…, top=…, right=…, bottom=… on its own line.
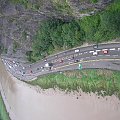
left=93, top=51, right=98, bottom=55
left=22, top=67, right=25, bottom=69
left=13, top=61, right=15, bottom=64
left=8, top=65, right=12, bottom=69
left=14, top=64, right=17, bottom=67
left=75, top=49, right=79, bottom=53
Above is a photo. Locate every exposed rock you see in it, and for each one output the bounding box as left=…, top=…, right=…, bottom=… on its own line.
left=0, top=0, right=112, bottom=58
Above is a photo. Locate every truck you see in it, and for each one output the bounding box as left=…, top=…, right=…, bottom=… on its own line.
left=44, top=63, right=53, bottom=70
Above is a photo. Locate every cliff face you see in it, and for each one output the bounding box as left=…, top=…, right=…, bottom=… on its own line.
left=0, top=0, right=112, bottom=58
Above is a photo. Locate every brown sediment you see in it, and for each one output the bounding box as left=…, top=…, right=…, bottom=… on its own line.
left=0, top=58, right=120, bottom=120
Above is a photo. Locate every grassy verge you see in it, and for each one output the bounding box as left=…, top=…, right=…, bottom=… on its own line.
left=28, top=69, right=120, bottom=99
left=0, top=94, right=10, bottom=120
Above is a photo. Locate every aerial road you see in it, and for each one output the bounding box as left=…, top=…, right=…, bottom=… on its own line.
left=1, top=42, right=120, bottom=81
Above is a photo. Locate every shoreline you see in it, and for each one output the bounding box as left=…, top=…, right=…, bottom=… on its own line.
left=0, top=59, right=120, bottom=120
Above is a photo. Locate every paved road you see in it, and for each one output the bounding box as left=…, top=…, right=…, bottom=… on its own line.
left=1, top=43, right=120, bottom=81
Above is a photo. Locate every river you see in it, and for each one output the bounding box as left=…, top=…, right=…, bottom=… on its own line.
left=0, top=58, right=120, bottom=120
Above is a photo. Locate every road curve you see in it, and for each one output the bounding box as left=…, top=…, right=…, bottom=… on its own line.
left=1, top=42, right=120, bottom=81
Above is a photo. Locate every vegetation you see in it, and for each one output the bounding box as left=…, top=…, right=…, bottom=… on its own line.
left=28, top=69, right=120, bottom=99
left=0, top=44, right=8, bottom=54
left=0, top=44, right=4, bottom=54
left=30, top=0, right=120, bottom=61
left=52, top=0, right=73, bottom=14
left=0, top=95, right=10, bottom=120
left=10, top=0, right=42, bottom=10
left=13, top=41, right=20, bottom=53
left=91, top=0, right=98, bottom=3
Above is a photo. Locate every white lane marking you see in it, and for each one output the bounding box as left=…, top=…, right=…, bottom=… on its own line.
left=96, top=50, right=101, bottom=52
left=118, top=48, right=120, bottom=51
left=109, top=48, right=115, bottom=50
left=84, top=52, right=88, bottom=54
left=80, top=58, right=84, bottom=61
left=113, top=55, right=118, bottom=56
left=89, top=51, right=94, bottom=53
left=98, top=55, right=103, bottom=56
left=102, top=49, right=108, bottom=51
left=105, top=55, right=110, bottom=56
left=79, top=53, right=82, bottom=55
left=74, top=54, right=79, bottom=57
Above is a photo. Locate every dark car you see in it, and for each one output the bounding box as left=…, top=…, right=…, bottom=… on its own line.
left=30, top=70, right=33, bottom=73
left=93, top=44, right=98, bottom=49
left=74, top=59, right=79, bottom=63
left=23, top=71, right=25, bottom=74
left=59, top=59, right=63, bottom=63
left=37, top=68, right=39, bottom=70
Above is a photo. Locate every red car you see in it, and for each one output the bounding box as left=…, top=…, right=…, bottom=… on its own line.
left=59, top=59, right=63, bottom=63
left=102, top=50, right=108, bottom=54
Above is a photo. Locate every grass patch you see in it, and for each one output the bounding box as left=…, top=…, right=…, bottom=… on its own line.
left=28, top=69, right=120, bottom=98
left=0, top=94, right=10, bottom=120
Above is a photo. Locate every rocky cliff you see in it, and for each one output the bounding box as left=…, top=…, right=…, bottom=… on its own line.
left=0, top=0, right=112, bottom=59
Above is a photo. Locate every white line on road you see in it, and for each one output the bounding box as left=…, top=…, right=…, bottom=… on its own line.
left=79, top=53, right=82, bottom=55
left=102, top=49, right=108, bottom=51
left=113, top=55, right=118, bottom=57
left=98, top=55, right=103, bottom=56
left=80, top=58, right=84, bottom=61
left=92, top=56, right=96, bottom=57
left=84, top=52, right=88, bottom=54
left=109, top=48, right=115, bottom=50
left=105, top=55, right=110, bottom=56
left=96, top=50, right=101, bottom=52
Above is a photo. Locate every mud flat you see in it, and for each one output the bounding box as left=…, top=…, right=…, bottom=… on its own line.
left=0, top=58, right=120, bottom=120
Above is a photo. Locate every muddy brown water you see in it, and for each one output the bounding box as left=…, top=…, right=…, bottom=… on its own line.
left=0, top=58, right=120, bottom=120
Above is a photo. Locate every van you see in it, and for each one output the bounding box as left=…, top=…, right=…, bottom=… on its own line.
left=93, top=51, right=98, bottom=55
left=75, top=49, right=79, bottom=53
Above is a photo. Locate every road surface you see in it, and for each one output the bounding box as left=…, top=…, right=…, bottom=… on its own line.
left=1, top=42, right=120, bottom=80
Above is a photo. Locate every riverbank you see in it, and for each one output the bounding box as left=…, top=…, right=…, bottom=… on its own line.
left=1, top=58, right=120, bottom=120
left=28, top=69, right=120, bottom=99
